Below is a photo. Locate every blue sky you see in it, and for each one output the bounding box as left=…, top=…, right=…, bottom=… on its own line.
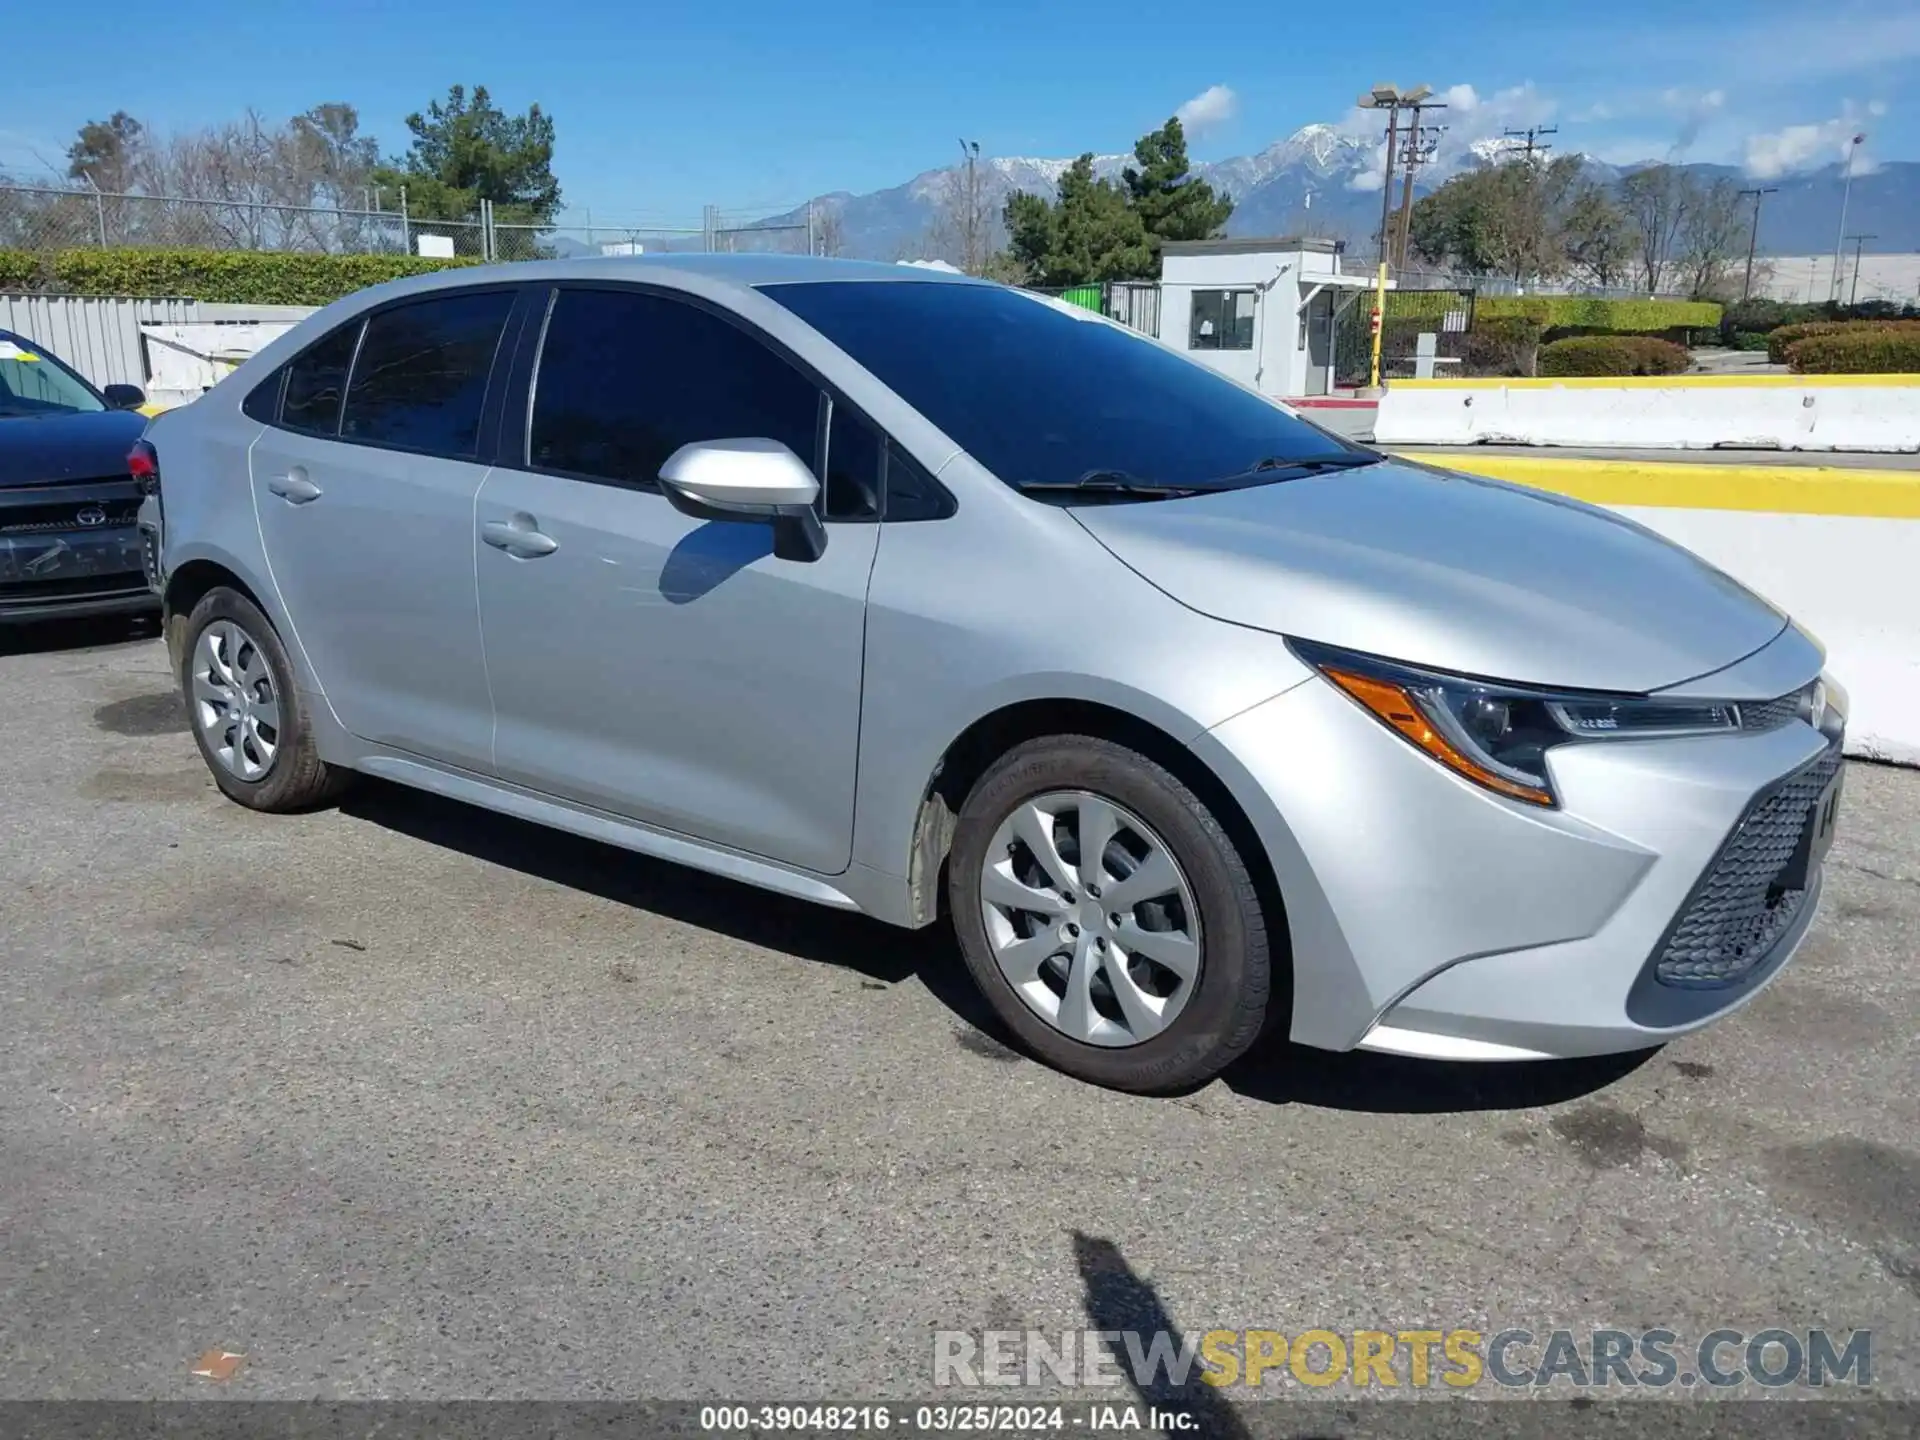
left=3, top=0, right=1915, bottom=220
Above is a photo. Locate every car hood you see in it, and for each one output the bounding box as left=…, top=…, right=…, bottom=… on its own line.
left=0, top=409, right=147, bottom=488
left=1070, top=458, right=1787, bottom=694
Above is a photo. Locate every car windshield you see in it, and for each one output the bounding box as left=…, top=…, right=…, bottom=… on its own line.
left=0, top=338, right=106, bottom=418
left=759, top=280, right=1370, bottom=494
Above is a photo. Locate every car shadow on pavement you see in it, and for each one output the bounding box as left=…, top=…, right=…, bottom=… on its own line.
left=337, top=778, right=1005, bottom=1033
left=339, top=779, right=1657, bottom=1117
left=1222, top=1040, right=1656, bottom=1114
left=0, top=609, right=161, bottom=657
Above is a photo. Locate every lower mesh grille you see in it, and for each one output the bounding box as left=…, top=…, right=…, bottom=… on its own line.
left=1655, top=743, right=1842, bottom=988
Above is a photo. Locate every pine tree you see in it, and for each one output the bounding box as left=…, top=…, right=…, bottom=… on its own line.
left=1123, top=117, right=1233, bottom=255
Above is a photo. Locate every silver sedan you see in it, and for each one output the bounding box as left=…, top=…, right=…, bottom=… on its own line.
left=139, top=256, right=1845, bottom=1092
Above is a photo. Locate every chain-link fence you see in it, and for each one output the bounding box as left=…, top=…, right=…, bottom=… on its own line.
left=0, top=184, right=411, bottom=255
left=1, top=184, right=819, bottom=265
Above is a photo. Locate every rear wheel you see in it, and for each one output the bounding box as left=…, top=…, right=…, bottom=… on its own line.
left=948, top=735, right=1272, bottom=1092
left=181, top=587, right=347, bottom=812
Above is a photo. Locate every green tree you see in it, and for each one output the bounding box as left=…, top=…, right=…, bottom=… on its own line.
left=1561, top=182, right=1636, bottom=287
left=1004, top=155, right=1152, bottom=286
left=1409, top=155, right=1583, bottom=281
left=66, top=112, right=145, bottom=193
left=1122, top=117, right=1233, bottom=255
left=373, top=84, right=560, bottom=224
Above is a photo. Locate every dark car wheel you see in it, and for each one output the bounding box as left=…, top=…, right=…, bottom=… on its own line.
left=180, top=587, right=348, bottom=812
left=948, top=734, right=1273, bottom=1093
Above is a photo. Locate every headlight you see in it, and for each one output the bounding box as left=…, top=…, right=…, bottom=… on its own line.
left=1289, top=639, right=1772, bottom=809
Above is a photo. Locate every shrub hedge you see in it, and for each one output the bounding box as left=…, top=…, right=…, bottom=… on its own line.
left=1537, top=335, right=1692, bottom=377
left=1769, top=319, right=1920, bottom=364
left=1787, top=328, right=1920, bottom=374
left=1463, top=315, right=1545, bottom=376
left=1385, top=291, right=1720, bottom=337
left=0, top=248, right=479, bottom=305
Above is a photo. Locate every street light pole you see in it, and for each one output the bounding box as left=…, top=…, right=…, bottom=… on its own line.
left=1829, top=133, right=1864, bottom=305
left=1846, top=234, right=1877, bottom=307
left=1737, top=186, right=1777, bottom=302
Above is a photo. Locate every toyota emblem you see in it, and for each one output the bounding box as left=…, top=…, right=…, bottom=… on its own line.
left=75, top=505, right=107, bottom=527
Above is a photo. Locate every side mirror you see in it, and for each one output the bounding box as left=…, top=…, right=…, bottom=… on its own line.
left=103, top=383, right=147, bottom=411
left=658, top=437, right=827, bottom=563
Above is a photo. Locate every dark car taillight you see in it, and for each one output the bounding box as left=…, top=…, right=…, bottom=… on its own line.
left=128, top=439, right=160, bottom=496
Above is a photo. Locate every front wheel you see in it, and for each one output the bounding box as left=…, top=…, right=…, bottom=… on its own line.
left=947, top=735, right=1273, bottom=1093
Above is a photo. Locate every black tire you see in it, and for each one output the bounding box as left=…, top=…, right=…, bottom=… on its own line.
left=180, top=586, right=349, bottom=812
left=947, top=734, right=1273, bottom=1093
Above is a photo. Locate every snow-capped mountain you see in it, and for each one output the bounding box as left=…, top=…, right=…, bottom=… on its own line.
left=744, top=124, right=1918, bottom=261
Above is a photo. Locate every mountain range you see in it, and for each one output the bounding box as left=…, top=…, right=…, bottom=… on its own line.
left=726, top=125, right=1920, bottom=265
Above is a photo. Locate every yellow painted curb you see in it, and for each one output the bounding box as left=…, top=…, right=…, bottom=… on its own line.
left=1396, top=452, right=1920, bottom=519
left=1389, top=373, right=1920, bottom=389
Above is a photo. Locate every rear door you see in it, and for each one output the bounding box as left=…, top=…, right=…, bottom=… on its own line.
left=249, top=287, right=521, bottom=771
left=474, top=285, right=879, bottom=875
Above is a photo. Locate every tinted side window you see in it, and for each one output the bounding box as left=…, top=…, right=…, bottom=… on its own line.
left=530, top=289, right=819, bottom=487
left=823, top=400, right=881, bottom=521
left=279, top=321, right=361, bottom=436
left=341, top=290, right=514, bottom=457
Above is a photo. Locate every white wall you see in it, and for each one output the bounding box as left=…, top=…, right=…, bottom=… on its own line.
left=1614, top=507, right=1919, bottom=766
left=1376, top=381, right=1920, bottom=452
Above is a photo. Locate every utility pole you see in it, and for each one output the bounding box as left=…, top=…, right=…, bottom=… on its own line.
left=959, top=138, right=981, bottom=275
left=1829, top=132, right=1865, bottom=304
left=1846, top=234, right=1877, bottom=307
left=1357, top=83, right=1430, bottom=389
left=1501, top=125, right=1557, bottom=160
left=1394, top=109, right=1446, bottom=268
left=1738, top=186, right=1778, bottom=301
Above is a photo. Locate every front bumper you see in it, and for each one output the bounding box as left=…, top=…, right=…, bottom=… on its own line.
left=1194, top=628, right=1842, bottom=1060
left=0, top=525, right=156, bottom=622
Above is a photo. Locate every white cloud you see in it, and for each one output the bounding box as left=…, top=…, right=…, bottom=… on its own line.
left=1175, top=85, right=1239, bottom=135
left=1744, top=102, right=1881, bottom=179
left=1442, top=84, right=1480, bottom=113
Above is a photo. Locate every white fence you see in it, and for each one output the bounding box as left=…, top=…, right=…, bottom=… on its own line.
left=0, top=294, right=313, bottom=404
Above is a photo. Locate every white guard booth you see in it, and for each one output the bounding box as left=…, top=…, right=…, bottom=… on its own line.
left=1156, top=237, right=1374, bottom=399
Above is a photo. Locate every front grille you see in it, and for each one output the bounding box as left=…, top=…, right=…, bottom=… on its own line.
left=1738, top=686, right=1811, bottom=733
left=0, top=478, right=142, bottom=535
left=1655, top=743, right=1843, bottom=987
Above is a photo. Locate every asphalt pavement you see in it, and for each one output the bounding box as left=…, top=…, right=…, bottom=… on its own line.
left=2, top=616, right=1917, bottom=1408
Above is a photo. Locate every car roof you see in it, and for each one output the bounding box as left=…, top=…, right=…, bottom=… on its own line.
left=340, top=252, right=988, bottom=310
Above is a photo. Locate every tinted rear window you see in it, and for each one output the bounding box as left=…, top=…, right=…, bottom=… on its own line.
left=279, top=321, right=361, bottom=435
left=341, top=290, right=515, bottom=458
left=760, top=281, right=1361, bottom=491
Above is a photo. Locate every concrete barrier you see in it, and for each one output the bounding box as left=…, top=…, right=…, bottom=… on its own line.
left=1397, top=452, right=1920, bottom=767
left=1377, top=375, right=1920, bottom=453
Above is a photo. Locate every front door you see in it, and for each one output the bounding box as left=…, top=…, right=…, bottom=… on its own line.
left=249, top=288, right=517, bottom=771
left=475, top=286, right=876, bottom=875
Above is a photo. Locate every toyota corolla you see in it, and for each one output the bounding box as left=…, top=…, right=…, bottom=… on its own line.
left=140, top=256, right=1845, bottom=1092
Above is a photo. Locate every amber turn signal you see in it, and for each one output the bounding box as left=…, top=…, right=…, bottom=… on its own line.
left=1323, top=667, right=1556, bottom=807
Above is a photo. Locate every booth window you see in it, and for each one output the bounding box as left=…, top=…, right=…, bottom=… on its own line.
left=1189, top=289, right=1255, bottom=351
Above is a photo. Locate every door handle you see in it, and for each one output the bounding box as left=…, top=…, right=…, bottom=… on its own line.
left=482, top=516, right=559, bottom=558
left=267, top=469, right=322, bottom=504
